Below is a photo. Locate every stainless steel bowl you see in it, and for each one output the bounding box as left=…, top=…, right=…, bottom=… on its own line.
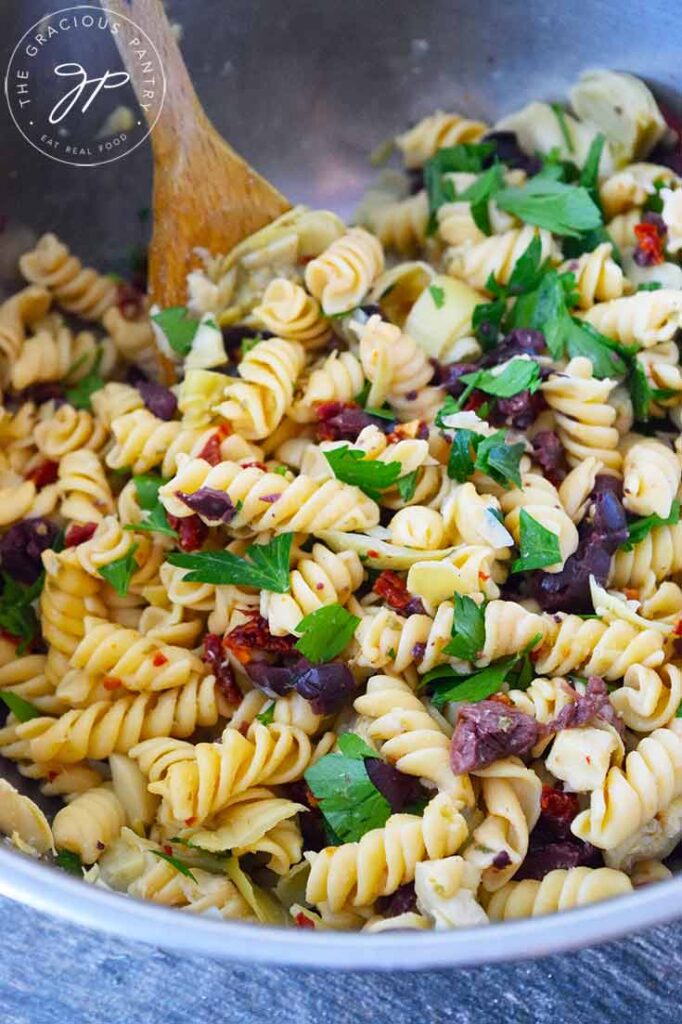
left=1, top=0, right=681, bottom=968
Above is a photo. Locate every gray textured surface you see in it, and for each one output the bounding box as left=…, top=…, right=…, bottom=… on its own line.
left=0, top=895, right=680, bottom=1024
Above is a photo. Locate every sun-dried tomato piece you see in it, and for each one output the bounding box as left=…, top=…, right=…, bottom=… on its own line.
left=540, top=785, right=579, bottom=826
left=167, top=514, right=209, bottom=552
left=373, top=570, right=425, bottom=615
left=196, top=425, right=231, bottom=466
left=634, top=219, right=665, bottom=266
left=64, top=522, right=98, bottom=548
left=223, top=611, right=296, bottom=664
left=152, top=652, right=168, bottom=667
left=203, top=633, right=241, bottom=704
left=26, top=461, right=59, bottom=488
left=103, top=676, right=123, bottom=691
left=294, top=912, right=315, bottom=929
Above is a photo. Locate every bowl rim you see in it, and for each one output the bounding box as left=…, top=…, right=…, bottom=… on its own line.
left=1, top=845, right=680, bottom=969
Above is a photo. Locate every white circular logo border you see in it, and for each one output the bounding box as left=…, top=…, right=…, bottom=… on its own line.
left=4, top=4, right=167, bottom=168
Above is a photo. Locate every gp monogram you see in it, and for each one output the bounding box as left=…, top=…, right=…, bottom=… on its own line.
left=5, top=5, right=166, bottom=167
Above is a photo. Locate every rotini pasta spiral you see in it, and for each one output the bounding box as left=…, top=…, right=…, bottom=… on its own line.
left=584, top=289, right=682, bottom=348
left=304, top=228, right=384, bottom=315
left=70, top=617, right=206, bottom=693
left=447, top=226, right=557, bottom=292
left=19, top=233, right=117, bottom=320
left=542, top=356, right=622, bottom=472
left=131, top=722, right=312, bottom=826
left=40, top=549, right=108, bottom=683
left=57, top=449, right=115, bottom=523
left=261, top=542, right=363, bottom=637
left=622, top=438, right=681, bottom=519
left=252, top=278, right=331, bottom=348
left=34, top=402, right=107, bottom=459
left=365, top=192, right=430, bottom=254
left=353, top=675, right=473, bottom=805
left=11, top=325, right=100, bottom=391
left=395, top=111, right=488, bottom=167
left=610, top=664, right=682, bottom=732
left=599, top=163, right=677, bottom=219
left=0, top=285, right=51, bottom=369
left=159, top=456, right=380, bottom=533
left=571, top=723, right=682, bottom=848
left=559, top=242, right=627, bottom=309
left=486, top=867, right=633, bottom=919
left=290, top=350, right=365, bottom=421
left=105, top=409, right=206, bottom=477
left=52, top=785, right=127, bottom=863
left=608, top=520, right=682, bottom=594
left=535, top=614, right=665, bottom=680
left=216, top=337, right=305, bottom=440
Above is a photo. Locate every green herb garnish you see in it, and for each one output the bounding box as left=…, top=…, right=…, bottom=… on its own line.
left=65, top=349, right=104, bottom=410
left=511, top=509, right=562, bottom=573
left=167, top=533, right=293, bottom=593
left=304, top=733, right=391, bottom=843
left=0, top=573, right=43, bottom=654
left=0, top=691, right=42, bottom=722
left=151, top=849, right=198, bottom=882
left=495, top=178, right=602, bottom=237
left=294, top=603, right=360, bottom=663
left=98, top=544, right=139, bottom=598
left=443, top=594, right=486, bottom=661
left=620, top=500, right=681, bottom=552
left=324, top=446, right=402, bottom=501
left=150, top=306, right=200, bottom=358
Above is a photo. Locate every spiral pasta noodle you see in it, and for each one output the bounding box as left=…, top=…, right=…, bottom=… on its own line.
left=396, top=111, right=488, bottom=168
left=584, top=289, right=682, bottom=348
left=52, top=785, right=127, bottom=863
left=486, top=867, right=633, bottom=919
left=305, top=793, right=468, bottom=911
left=19, top=233, right=118, bottom=321
left=304, top=228, right=385, bottom=315
left=252, top=278, right=331, bottom=348
left=447, top=226, right=557, bottom=291
left=217, top=337, right=305, bottom=440
left=559, top=242, right=627, bottom=309
left=542, top=356, right=622, bottom=473
left=57, top=449, right=115, bottom=523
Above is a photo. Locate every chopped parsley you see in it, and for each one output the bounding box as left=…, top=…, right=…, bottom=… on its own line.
left=151, top=849, right=197, bottom=882
left=0, top=691, right=42, bottom=722
left=150, top=306, right=200, bottom=358
left=0, top=573, right=43, bottom=654
left=65, top=349, right=104, bottom=410
left=304, top=733, right=392, bottom=843
left=167, top=533, right=293, bottom=592
left=256, top=702, right=276, bottom=725
left=511, top=509, right=562, bottom=573
left=424, top=142, right=496, bottom=232
left=443, top=594, right=486, bottom=661
left=55, top=850, right=83, bottom=876
left=628, top=361, right=677, bottom=422
left=294, top=603, right=360, bottom=663
left=495, top=178, right=602, bottom=238
left=550, top=103, right=575, bottom=154
left=445, top=426, right=524, bottom=489
left=620, top=500, right=681, bottom=552
left=423, top=634, right=542, bottom=707
left=460, top=357, right=542, bottom=398
left=324, top=446, right=402, bottom=501
left=98, top=544, right=138, bottom=598
left=429, top=284, right=445, bottom=309
left=396, top=470, right=419, bottom=503
left=125, top=474, right=178, bottom=538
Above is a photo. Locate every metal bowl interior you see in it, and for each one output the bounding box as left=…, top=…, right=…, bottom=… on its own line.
left=1, top=0, right=682, bottom=967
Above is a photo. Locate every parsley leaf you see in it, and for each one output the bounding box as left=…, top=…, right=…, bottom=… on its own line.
left=628, top=360, right=678, bottom=422
left=55, top=850, right=83, bottom=876
left=445, top=428, right=523, bottom=489
left=512, top=509, right=562, bottom=572
left=0, top=691, right=42, bottom=722
left=0, top=573, right=43, bottom=654
left=636, top=281, right=663, bottom=292
left=579, top=133, right=605, bottom=201
left=506, top=234, right=547, bottom=295
left=426, top=657, right=518, bottom=708
left=151, top=849, right=198, bottom=882
left=65, top=349, right=104, bottom=410
left=324, top=446, right=401, bottom=502
left=495, top=178, right=602, bottom=237
left=620, top=500, right=681, bottom=552
left=167, top=533, right=293, bottom=592
left=98, top=544, right=139, bottom=598
left=443, top=594, right=486, bottom=660
left=461, top=358, right=541, bottom=398
left=550, top=103, right=575, bottom=154
left=396, top=470, right=419, bottom=502
left=126, top=474, right=178, bottom=538
left=256, top=702, right=275, bottom=725
left=304, top=732, right=391, bottom=843
left=447, top=429, right=477, bottom=482
left=474, top=432, right=525, bottom=488
left=424, top=142, right=496, bottom=232
left=295, top=603, right=360, bottom=663
left=563, top=318, right=631, bottom=378
left=429, top=285, right=445, bottom=309
left=456, top=164, right=505, bottom=235
left=150, top=307, right=199, bottom=358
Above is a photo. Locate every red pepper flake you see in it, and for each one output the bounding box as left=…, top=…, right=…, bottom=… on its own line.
left=237, top=721, right=250, bottom=737
left=315, top=583, right=324, bottom=591
left=64, top=522, right=98, bottom=548
left=167, top=513, right=209, bottom=552
left=367, top=549, right=379, bottom=559
left=373, top=570, right=425, bottom=616
left=26, top=460, right=59, bottom=488
left=634, top=221, right=665, bottom=266
left=203, top=633, right=241, bottom=703
left=386, top=419, right=426, bottom=443
left=46, top=770, right=59, bottom=782
left=184, top=817, right=196, bottom=827
left=197, top=425, right=231, bottom=466
left=163, top=844, right=173, bottom=856
left=103, top=676, right=123, bottom=691
left=223, top=610, right=296, bottom=664
left=624, top=587, right=639, bottom=602
left=478, top=571, right=490, bottom=582
left=540, top=785, right=579, bottom=825
left=152, top=652, right=168, bottom=667
left=294, top=912, right=315, bottom=929
left=240, top=460, right=269, bottom=472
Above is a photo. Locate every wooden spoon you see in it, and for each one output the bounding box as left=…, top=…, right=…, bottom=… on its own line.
left=104, top=0, right=290, bottom=309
